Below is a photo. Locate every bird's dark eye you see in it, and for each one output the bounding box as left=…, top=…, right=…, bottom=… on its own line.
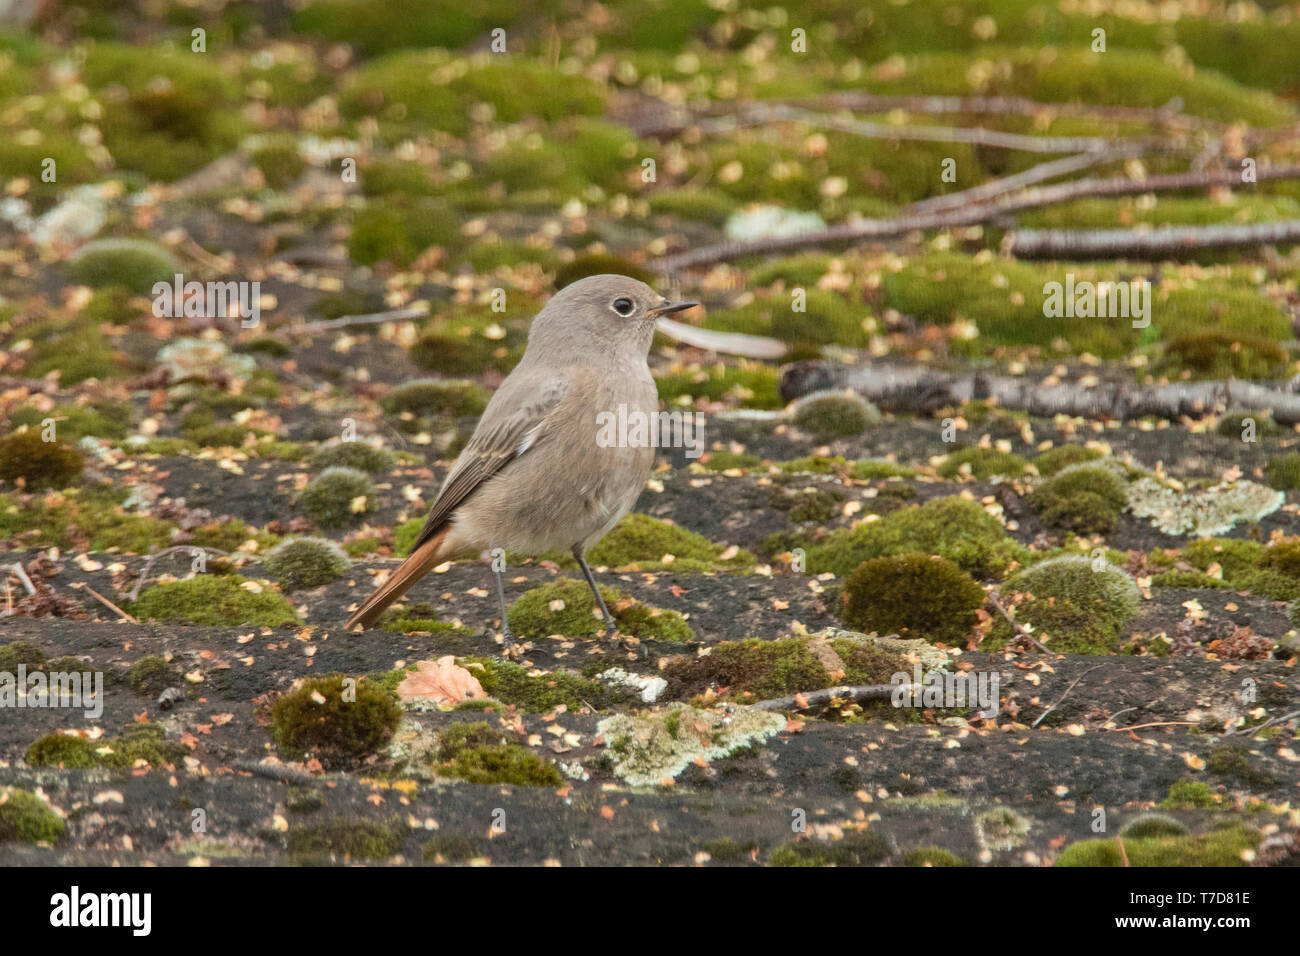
left=611, top=297, right=635, bottom=316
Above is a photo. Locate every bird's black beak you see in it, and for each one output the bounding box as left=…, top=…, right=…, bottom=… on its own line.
left=651, top=300, right=698, bottom=316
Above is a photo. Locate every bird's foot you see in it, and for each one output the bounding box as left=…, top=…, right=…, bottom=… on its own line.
left=499, top=625, right=525, bottom=660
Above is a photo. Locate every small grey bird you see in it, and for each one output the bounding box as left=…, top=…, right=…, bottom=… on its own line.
left=346, top=275, right=697, bottom=639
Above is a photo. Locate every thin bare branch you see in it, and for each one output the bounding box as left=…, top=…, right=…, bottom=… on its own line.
left=1005, top=219, right=1300, bottom=259
left=651, top=163, right=1300, bottom=272
left=287, top=306, right=430, bottom=335
left=1031, top=664, right=1103, bottom=729
left=780, top=359, right=1300, bottom=426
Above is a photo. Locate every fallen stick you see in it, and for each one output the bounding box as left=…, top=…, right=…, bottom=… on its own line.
left=987, top=590, right=1053, bottom=655
left=631, top=93, right=1216, bottom=137
left=76, top=583, right=139, bottom=624
left=229, top=760, right=320, bottom=785
left=900, top=146, right=1143, bottom=217
left=702, top=102, right=1133, bottom=154
left=752, top=684, right=902, bottom=711
left=128, top=546, right=230, bottom=602
left=1005, top=219, right=1300, bottom=259
left=1031, top=664, right=1103, bottom=729
left=651, top=163, right=1300, bottom=272
left=286, top=306, right=430, bottom=335
left=1110, top=721, right=1199, bottom=732
left=5, top=562, right=36, bottom=596
left=1234, top=708, right=1300, bottom=737
left=779, top=359, right=1300, bottom=426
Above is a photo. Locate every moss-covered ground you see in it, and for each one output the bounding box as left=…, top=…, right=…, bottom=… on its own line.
left=1, top=0, right=1298, bottom=867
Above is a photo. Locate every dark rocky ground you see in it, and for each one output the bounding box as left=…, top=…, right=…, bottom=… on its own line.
left=2, top=400, right=1299, bottom=866
left=3, top=0, right=1300, bottom=869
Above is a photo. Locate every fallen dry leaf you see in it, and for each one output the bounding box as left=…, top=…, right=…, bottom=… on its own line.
left=396, top=656, right=486, bottom=705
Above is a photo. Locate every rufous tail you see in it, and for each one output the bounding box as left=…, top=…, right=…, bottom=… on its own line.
left=346, top=527, right=449, bottom=629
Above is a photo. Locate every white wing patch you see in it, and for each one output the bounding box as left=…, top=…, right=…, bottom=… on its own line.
left=516, top=425, right=541, bottom=456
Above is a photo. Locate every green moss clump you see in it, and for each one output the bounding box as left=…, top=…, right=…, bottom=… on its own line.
left=423, top=833, right=481, bottom=863
left=10, top=307, right=125, bottom=384
left=655, top=362, right=784, bottom=410
left=271, top=674, right=402, bottom=769
left=699, top=838, right=757, bottom=862
left=1033, top=445, right=1104, bottom=477
left=286, top=819, right=403, bottom=862
left=0, top=788, right=64, bottom=844
left=1266, top=453, right=1300, bottom=491
left=408, top=307, right=530, bottom=377
left=187, top=518, right=280, bottom=554
left=128, top=655, right=177, bottom=696
left=701, top=451, right=762, bottom=471
left=937, top=447, right=1028, bottom=481
left=648, top=189, right=739, bottom=226
left=131, top=575, right=300, bottom=627
left=1119, top=814, right=1188, bottom=839
left=507, top=578, right=693, bottom=644
left=374, top=601, right=466, bottom=637
left=121, top=437, right=200, bottom=456
left=434, top=722, right=562, bottom=786
left=250, top=134, right=305, bottom=189
left=182, top=423, right=258, bottom=449
left=25, top=723, right=186, bottom=771
left=554, top=255, right=655, bottom=290
left=1151, top=537, right=1300, bottom=601
left=348, top=197, right=461, bottom=267
left=770, top=831, right=891, bottom=867
left=776, top=486, right=844, bottom=524
left=67, top=238, right=180, bottom=293
left=9, top=399, right=133, bottom=442
left=662, top=634, right=910, bottom=703
left=297, top=467, right=376, bottom=529
left=262, top=537, right=352, bottom=592
left=0, top=432, right=84, bottom=489
left=1177, top=538, right=1262, bottom=577
left=0, top=641, right=46, bottom=673
left=1030, top=462, right=1128, bottom=535
left=902, top=846, right=966, bottom=867
left=0, top=485, right=175, bottom=552
left=1216, top=410, right=1280, bottom=440
left=391, top=517, right=424, bottom=558
left=807, top=496, right=1024, bottom=579
left=237, top=337, right=293, bottom=359
left=1055, top=825, right=1259, bottom=867
left=1207, top=744, right=1277, bottom=789
left=461, top=657, right=626, bottom=712
left=308, top=441, right=396, bottom=474
left=841, top=554, right=985, bottom=645
left=286, top=786, right=324, bottom=815
left=583, top=513, right=753, bottom=571
left=788, top=390, right=880, bottom=441
left=380, top=378, right=488, bottom=418
left=987, top=556, right=1140, bottom=654
left=1157, top=332, right=1290, bottom=381
left=1159, top=780, right=1225, bottom=810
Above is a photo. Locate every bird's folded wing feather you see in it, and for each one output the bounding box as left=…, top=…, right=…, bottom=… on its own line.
left=408, top=374, right=570, bottom=553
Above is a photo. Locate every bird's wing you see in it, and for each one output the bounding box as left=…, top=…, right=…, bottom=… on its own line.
left=408, top=373, right=570, bottom=553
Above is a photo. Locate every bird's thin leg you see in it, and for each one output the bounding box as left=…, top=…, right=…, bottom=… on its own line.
left=573, top=547, right=618, bottom=635
left=492, top=558, right=516, bottom=648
